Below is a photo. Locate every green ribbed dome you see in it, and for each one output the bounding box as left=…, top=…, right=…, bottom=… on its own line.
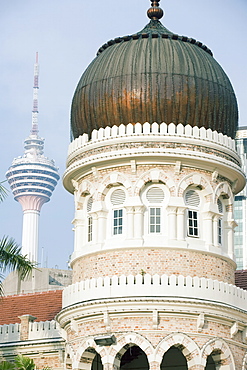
left=71, top=13, right=238, bottom=139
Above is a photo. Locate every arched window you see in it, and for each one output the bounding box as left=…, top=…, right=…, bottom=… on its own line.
left=110, top=188, right=126, bottom=235
left=146, top=187, right=165, bottom=233
left=120, top=345, right=149, bottom=370
left=217, top=198, right=223, bottom=245
left=87, top=197, right=93, bottom=242
left=92, top=352, right=103, bottom=370
left=160, top=346, right=188, bottom=370
left=142, top=185, right=166, bottom=235
left=78, top=349, right=103, bottom=370
left=205, top=354, right=216, bottom=370
left=185, top=189, right=200, bottom=237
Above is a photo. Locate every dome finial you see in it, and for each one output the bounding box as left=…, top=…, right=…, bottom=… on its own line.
left=147, top=1, right=164, bottom=20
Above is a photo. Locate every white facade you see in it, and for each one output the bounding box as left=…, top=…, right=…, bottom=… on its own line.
left=58, top=121, right=247, bottom=370
left=64, top=122, right=243, bottom=266
left=235, top=127, right=247, bottom=269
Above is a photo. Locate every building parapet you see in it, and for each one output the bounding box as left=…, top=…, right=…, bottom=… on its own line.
left=0, top=320, right=61, bottom=344
left=62, top=274, right=247, bottom=312
left=28, top=320, right=61, bottom=340
left=0, top=323, right=20, bottom=343
left=68, top=122, right=236, bottom=159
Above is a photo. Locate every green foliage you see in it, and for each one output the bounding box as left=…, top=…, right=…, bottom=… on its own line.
left=0, top=236, right=35, bottom=296
left=14, top=355, right=35, bottom=370
left=0, top=182, right=8, bottom=203
left=0, top=361, right=15, bottom=370
left=0, top=355, right=51, bottom=370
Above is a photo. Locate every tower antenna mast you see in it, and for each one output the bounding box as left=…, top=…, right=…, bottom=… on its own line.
left=31, top=52, right=39, bottom=135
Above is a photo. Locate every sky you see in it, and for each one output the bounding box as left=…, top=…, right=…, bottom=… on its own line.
left=0, top=0, right=247, bottom=271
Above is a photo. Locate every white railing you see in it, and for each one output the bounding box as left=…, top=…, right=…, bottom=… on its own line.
left=0, top=320, right=61, bottom=343
left=63, top=274, right=247, bottom=312
left=28, top=320, right=61, bottom=340
left=0, top=323, right=20, bottom=343
left=68, top=123, right=236, bottom=157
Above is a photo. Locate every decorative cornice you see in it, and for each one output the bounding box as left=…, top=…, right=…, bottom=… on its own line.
left=64, top=123, right=245, bottom=195
left=68, top=123, right=236, bottom=161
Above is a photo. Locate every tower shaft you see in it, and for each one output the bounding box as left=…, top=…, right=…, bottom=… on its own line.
left=22, top=209, right=40, bottom=262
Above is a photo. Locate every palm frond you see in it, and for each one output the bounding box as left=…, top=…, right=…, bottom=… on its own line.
left=0, top=181, right=8, bottom=203
left=0, top=236, right=35, bottom=296
left=14, top=355, right=35, bottom=370
left=0, top=236, right=35, bottom=278
left=0, top=361, right=15, bottom=370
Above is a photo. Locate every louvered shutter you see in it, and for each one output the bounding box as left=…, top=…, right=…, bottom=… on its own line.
left=185, top=190, right=200, bottom=207
left=111, top=189, right=126, bottom=205
left=87, top=197, right=93, bottom=212
left=217, top=198, right=223, bottom=214
left=146, top=187, right=164, bottom=203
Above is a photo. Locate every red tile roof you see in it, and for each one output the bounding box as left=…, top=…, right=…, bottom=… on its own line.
left=0, top=290, right=62, bottom=325
left=235, top=270, right=247, bottom=291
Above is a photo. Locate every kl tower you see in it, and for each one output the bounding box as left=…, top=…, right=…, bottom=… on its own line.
left=6, top=53, right=59, bottom=263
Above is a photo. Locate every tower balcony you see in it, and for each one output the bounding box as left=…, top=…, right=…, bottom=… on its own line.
left=62, top=273, right=247, bottom=313
left=64, top=122, right=245, bottom=195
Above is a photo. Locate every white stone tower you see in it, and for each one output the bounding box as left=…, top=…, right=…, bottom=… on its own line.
left=234, top=127, right=247, bottom=269
left=58, top=2, right=247, bottom=369
left=6, top=53, right=59, bottom=263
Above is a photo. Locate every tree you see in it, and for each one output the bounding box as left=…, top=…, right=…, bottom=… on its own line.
left=0, top=361, right=15, bottom=370
left=13, top=355, right=35, bottom=370
left=0, top=182, right=35, bottom=296
left=0, top=181, right=8, bottom=202
left=0, top=355, right=51, bottom=370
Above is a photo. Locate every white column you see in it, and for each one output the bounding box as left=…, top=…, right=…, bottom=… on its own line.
left=134, top=206, right=144, bottom=239
left=226, top=220, right=237, bottom=259
left=92, top=212, right=98, bottom=244
left=22, top=210, right=40, bottom=262
left=213, top=215, right=219, bottom=247
left=125, top=206, right=134, bottom=239
left=203, top=212, right=213, bottom=248
left=167, top=206, right=177, bottom=240
left=73, top=210, right=84, bottom=252
left=97, top=210, right=107, bottom=244
left=177, top=207, right=185, bottom=241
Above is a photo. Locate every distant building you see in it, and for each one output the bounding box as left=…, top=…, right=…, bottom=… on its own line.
left=234, top=127, right=247, bottom=269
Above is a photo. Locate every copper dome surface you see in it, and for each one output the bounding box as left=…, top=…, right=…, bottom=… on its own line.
left=71, top=13, right=238, bottom=139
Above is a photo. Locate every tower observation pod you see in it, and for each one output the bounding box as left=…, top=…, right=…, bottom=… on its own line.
left=6, top=53, right=59, bottom=263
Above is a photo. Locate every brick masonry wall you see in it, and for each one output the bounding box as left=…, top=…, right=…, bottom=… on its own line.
left=66, top=313, right=247, bottom=369
left=32, top=355, right=63, bottom=370
left=72, top=248, right=235, bottom=284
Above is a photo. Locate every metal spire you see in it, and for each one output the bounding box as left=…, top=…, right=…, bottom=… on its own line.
left=147, top=1, right=164, bottom=20
left=31, top=52, right=39, bottom=135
